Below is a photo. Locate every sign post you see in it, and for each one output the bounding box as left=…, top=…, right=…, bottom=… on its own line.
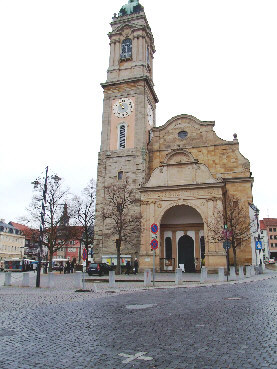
left=82, top=248, right=87, bottom=290
left=150, top=224, right=159, bottom=287
left=255, top=240, right=262, bottom=266
left=222, top=226, right=232, bottom=282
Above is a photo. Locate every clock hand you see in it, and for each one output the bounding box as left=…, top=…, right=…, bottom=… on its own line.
left=119, top=102, right=125, bottom=109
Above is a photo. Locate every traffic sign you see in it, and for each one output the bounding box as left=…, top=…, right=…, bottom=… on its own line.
left=82, top=248, right=87, bottom=261
left=150, top=238, right=158, bottom=250
left=255, top=240, right=262, bottom=250
left=223, top=241, right=231, bottom=250
left=151, top=223, right=159, bottom=234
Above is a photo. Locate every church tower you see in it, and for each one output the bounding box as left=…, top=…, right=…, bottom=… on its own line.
left=93, top=0, right=158, bottom=261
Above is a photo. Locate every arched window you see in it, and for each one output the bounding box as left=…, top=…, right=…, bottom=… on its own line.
left=118, top=124, right=126, bottom=149
left=118, top=171, right=123, bottom=180
left=121, top=38, right=132, bottom=60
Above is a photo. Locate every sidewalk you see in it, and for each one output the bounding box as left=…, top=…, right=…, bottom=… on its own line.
left=1, top=268, right=276, bottom=293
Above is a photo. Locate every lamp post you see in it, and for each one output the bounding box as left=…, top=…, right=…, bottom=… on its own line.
left=32, top=166, right=48, bottom=288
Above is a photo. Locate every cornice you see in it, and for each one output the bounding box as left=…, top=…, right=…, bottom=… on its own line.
left=101, top=76, right=159, bottom=103
left=139, top=182, right=225, bottom=192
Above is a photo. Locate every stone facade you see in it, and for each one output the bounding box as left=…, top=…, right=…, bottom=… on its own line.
left=94, top=2, right=254, bottom=271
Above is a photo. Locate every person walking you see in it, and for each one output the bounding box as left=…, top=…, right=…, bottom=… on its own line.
left=125, top=260, right=131, bottom=275
left=134, top=258, right=138, bottom=274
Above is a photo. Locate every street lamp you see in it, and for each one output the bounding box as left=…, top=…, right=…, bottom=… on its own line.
left=34, top=166, right=48, bottom=288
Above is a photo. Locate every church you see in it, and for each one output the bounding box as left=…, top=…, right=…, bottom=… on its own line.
left=93, top=0, right=254, bottom=272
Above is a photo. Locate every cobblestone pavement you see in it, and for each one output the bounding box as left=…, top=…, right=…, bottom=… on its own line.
left=0, top=273, right=277, bottom=369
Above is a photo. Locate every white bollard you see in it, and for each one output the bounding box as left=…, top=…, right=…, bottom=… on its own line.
left=175, top=268, right=182, bottom=285
left=246, top=266, right=251, bottom=278
left=109, top=271, right=115, bottom=288
left=4, top=272, right=12, bottom=286
left=74, top=271, right=82, bottom=289
left=218, top=267, right=225, bottom=282
left=229, top=266, right=236, bottom=281
left=47, top=272, right=55, bottom=288
left=22, top=272, right=30, bottom=287
left=144, top=269, right=152, bottom=287
left=200, top=267, right=208, bottom=283
left=239, top=266, right=244, bottom=279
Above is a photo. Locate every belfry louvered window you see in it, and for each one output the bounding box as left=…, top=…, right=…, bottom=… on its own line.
left=118, top=124, right=126, bottom=149
left=120, top=38, right=132, bottom=60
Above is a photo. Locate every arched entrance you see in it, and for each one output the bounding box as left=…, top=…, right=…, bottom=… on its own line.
left=160, top=205, right=204, bottom=272
left=178, top=235, right=195, bottom=272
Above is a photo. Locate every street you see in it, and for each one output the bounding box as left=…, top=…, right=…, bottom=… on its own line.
left=0, top=275, right=277, bottom=369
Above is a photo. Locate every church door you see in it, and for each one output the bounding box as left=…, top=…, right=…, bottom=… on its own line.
left=178, top=235, right=195, bottom=272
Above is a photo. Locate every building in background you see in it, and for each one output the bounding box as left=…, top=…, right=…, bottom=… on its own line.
left=261, top=218, right=277, bottom=260
left=53, top=226, right=84, bottom=263
left=260, top=220, right=270, bottom=261
left=9, top=222, right=39, bottom=259
left=0, top=220, right=25, bottom=261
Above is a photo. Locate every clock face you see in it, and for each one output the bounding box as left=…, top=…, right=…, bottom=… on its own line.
left=113, top=98, right=134, bottom=118
left=147, top=103, right=154, bottom=126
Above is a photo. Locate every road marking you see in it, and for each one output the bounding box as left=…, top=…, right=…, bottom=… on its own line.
left=118, top=352, right=153, bottom=363
left=227, top=297, right=242, bottom=300
left=126, top=304, right=156, bottom=310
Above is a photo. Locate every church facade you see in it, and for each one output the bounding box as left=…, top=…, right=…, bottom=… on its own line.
left=93, top=0, right=254, bottom=271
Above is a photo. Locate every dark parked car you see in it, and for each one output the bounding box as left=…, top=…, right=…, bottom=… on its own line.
left=87, top=263, right=114, bottom=276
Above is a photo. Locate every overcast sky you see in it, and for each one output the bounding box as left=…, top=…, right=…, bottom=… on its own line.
left=1, top=0, right=276, bottom=222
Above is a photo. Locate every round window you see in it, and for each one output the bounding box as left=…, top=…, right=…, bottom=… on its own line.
left=178, top=131, right=188, bottom=139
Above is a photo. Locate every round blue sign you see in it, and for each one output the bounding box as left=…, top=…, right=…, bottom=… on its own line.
left=151, top=223, right=159, bottom=234
left=150, top=239, right=158, bottom=250
left=82, top=248, right=87, bottom=261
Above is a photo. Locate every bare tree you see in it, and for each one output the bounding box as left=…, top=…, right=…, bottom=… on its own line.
left=103, top=180, right=141, bottom=274
left=208, top=193, right=253, bottom=270
left=28, top=172, right=78, bottom=271
left=72, top=179, right=96, bottom=266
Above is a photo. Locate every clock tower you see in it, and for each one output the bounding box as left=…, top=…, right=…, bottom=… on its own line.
left=93, top=0, right=158, bottom=261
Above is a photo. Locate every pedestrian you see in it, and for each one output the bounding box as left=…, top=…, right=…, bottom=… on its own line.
left=125, top=260, right=131, bottom=275
left=64, top=260, right=69, bottom=274
left=134, top=258, right=138, bottom=274
left=59, top=262, right=63, bottom=274
left=70, top=260, right=74, bottom=273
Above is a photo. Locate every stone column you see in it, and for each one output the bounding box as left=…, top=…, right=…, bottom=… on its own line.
left=133, top=36, right=138, bottom=61
left=246, top=266, right=251, bottom=277
left=4, top=272, right=12, bottom=286
left=195, top=231, right=200, bottom=271
left=218, top=267, right=225, bottom=282
left=109, top=41, right=115, bottom=67
left=22, top=272, right=30, bottom=287
left=144, top=269, right=151, bottom=287
left=172, top=231, right=177, bottom=270
left=175, top=268, right=182, bottom=285
left=109, top=271, right=115, bottom=288
left=138, top=36, right=143, bottom=61
left=229, top=266, right=236, bottom=281
left=114, top=40, right=120, bottom=67
left=47, top=272, right=55, bottom=288
left=74, top=271, right=82, bottom=289
left=200, top=267, right=208, bottom=283
left=239, top=266, right=244, bottom=279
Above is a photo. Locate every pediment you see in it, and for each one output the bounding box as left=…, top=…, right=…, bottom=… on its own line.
left=164, top=150, right=196, bottom=164
left=110, top=22, right=140, bottom=36
left=145, top=162, right=218, bottom=188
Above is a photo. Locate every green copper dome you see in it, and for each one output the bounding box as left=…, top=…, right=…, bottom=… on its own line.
left=118, top=0, right=144, bottom=17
